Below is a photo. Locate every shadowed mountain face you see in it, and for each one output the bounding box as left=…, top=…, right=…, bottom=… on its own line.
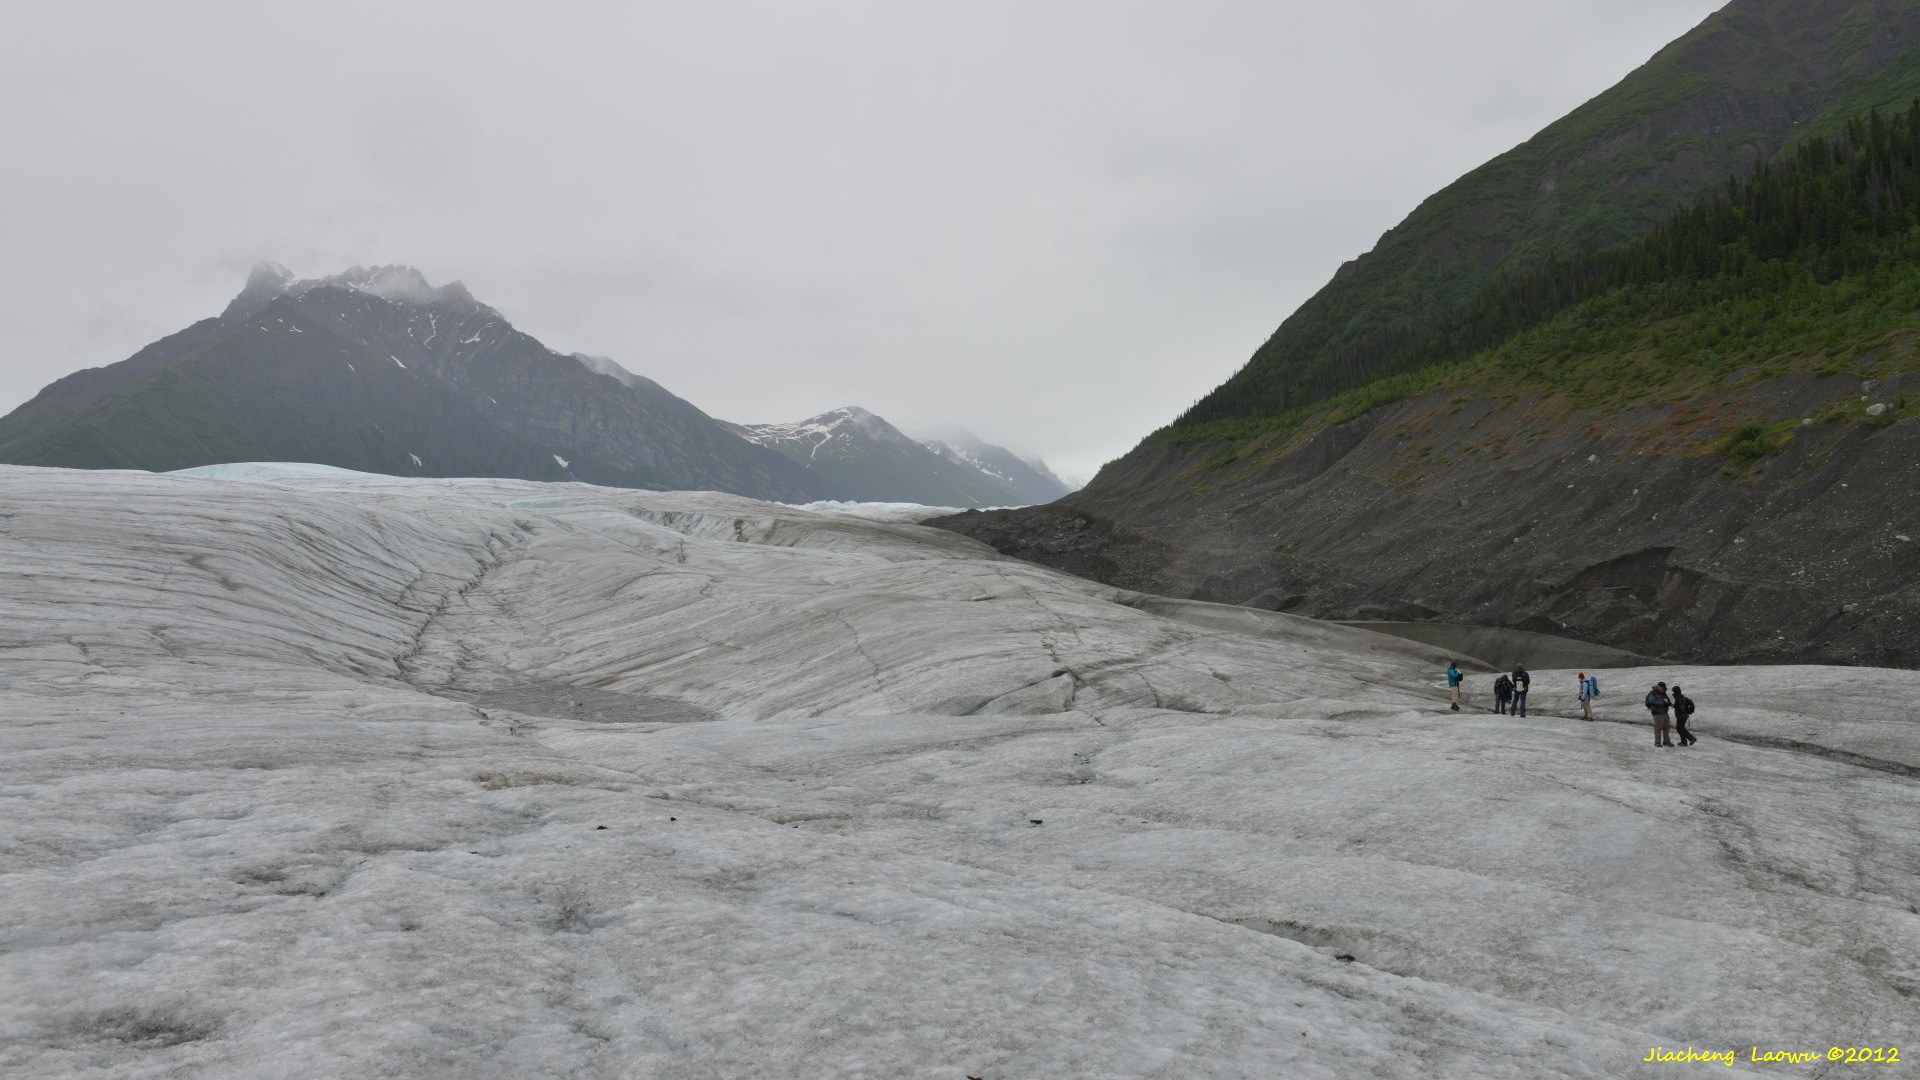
left=936, top=0, right=1920, bottom=668
left=0, top=265, right=837, bottom=501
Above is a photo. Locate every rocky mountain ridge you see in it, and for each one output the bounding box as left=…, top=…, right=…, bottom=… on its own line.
left=728, top=407, right=1022, bottom=507
left=914, top=425, right=1074, bottom=505
left=0, top=263, right=837, bottom=499
left=0, top=266, right=1070, bottom=507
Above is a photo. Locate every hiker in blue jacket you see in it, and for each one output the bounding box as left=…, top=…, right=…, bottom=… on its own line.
left=1446, top=659, right=1464, bottom=712
left=1577, top=671, right=1597, bottom=721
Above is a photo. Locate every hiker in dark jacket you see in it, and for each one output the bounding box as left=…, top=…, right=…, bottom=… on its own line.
left=1670, top=685, right=1697, bottom=745
left=1645, top=682, right=1674, bottom=747
left=1510, top=664, right=1531, bottom=718
left=1493, top=674, right=1513, bottom=715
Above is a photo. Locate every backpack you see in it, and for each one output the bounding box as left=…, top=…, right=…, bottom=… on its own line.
left=1585, top=675, right=1599, bottom=698
left=1513, top=672, right=1529, bottom=693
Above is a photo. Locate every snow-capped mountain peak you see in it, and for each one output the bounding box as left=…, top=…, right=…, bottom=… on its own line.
left=733, top=407, right=896, bottom=457
left=221, top=262, right=481, bottom=321
left=729, top=409, right=1074, bottom=506
left=323, top=264, right=438, bottom=302
left=725, top=406, right=1014, bottom=504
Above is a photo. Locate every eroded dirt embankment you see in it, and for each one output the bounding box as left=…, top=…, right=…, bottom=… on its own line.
left=935, top=373, right=1920, bottom=667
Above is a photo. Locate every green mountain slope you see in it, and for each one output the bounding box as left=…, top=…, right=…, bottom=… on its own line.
left=935, top=1, right=1920, bottom=667
left=1163, top=100, right=1920, bottom=454
left=939, top=107, right=1920, bottom=662
left=939, top=191, right=1920, bottom=664
left=1174, top=0, right=1920, bottom=433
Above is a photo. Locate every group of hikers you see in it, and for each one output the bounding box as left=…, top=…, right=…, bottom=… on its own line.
left=1444, top=660, right=1701, bottom=747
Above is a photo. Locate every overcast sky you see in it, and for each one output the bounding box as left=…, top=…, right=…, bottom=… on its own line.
left=0, top=0, right=1725, bottom=482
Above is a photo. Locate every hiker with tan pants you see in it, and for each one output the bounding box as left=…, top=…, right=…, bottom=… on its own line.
left=1645, top=682, right=1675, bottom=747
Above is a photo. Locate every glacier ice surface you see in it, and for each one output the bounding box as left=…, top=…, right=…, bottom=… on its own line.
left=1, top=463, right=1916, bottom=1078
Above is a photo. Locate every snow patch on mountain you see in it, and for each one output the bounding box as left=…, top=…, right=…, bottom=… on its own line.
left=735, top=406, right=886, bottom=457
left=912, top=424, right=1075, bottom=503
left=726, top=408, right=1026, bottom=504
left=921, top=438, right=1019, bottom=487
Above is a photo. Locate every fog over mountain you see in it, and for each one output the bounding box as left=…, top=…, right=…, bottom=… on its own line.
left=0, top=0, right=1723, bottom=482
left=912, top=424, right=1076, bottom=505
